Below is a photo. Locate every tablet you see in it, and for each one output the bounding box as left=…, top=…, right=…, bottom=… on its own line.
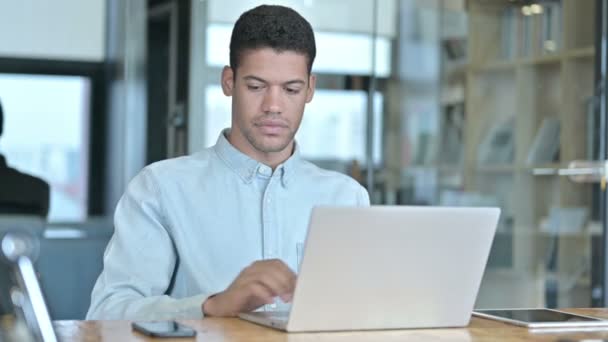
left=473, top=309, right=608, bottom=329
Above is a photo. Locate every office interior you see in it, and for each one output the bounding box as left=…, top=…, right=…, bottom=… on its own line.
left=0, top=0, right=604, bottom=320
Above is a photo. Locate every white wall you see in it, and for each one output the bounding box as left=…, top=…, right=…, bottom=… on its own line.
left=208, top=0, right=397, bottom=37
left=0, top=0, right=106, bottom=61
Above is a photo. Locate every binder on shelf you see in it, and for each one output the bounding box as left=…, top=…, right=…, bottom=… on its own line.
left=541, top=1, right=562, bottom=54
left=500, top=7, right=519, bottom=60
left=540, top=207, right=588, bottom=235
left=413, top=132, right=438, bottom=166
left=520, top=10, right=533, bottom=57
left=477, top=117, right=515, bottom=165
left=586, top=97, right=598, bottom=160
left=526, top=117, right=560, bottom=165
left=440, top=102, right=465, bottom=165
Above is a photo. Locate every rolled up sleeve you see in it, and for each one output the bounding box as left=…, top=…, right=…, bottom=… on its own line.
left=86, top=168, right=209, bottom=320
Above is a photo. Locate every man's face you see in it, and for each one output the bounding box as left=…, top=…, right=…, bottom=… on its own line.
left=221, top=48, right=315, bottom=158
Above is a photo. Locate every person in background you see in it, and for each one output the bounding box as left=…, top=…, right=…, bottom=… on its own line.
left=87, top=4, right=369, bottom=320
left=0, top=99, right=50, bottom=218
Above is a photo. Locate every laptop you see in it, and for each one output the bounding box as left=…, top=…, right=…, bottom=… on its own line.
left=239, top=205, right=500, bottom=332
left=0, top=230, right=57, bottom=342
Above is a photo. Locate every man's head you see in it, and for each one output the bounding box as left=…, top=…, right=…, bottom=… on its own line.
left=229, top=5, right=316, bottom=75
left=222, top=5, right=317, bottom=167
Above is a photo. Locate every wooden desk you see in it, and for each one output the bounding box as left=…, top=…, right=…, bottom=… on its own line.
left=54, top=309, right=608, bottom=341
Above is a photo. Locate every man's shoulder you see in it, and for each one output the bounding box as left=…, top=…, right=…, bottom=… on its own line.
left=143, top=148, right=216, bottom=177
left=0, top=167, right=49, bottom=192
left=298, top=160, right=363, bottom=189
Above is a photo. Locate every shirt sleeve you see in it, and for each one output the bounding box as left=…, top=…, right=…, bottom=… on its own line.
left=356, top=184, right=371, bottom=207
left=86, top=168, right=210, bottom=320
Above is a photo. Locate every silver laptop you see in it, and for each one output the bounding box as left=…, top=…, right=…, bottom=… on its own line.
left=239, top=205, right=500, bottom=332
left=0, top=230, right=57, bottom=342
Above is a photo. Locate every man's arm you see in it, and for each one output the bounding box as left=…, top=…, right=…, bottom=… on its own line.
left=356, top=183, right=371, bottom=207
left=86, top=168, right=210, bottom=320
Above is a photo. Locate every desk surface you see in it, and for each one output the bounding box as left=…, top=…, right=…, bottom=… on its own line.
left=55, top=308, right=608, bottom=341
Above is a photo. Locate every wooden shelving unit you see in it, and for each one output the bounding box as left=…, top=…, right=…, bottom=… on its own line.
left=465, top=0, right=596, bottom=308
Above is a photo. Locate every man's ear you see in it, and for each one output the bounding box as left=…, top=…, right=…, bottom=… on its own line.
left=306, top=74, right=316, bottom=103
left=221, top=66, right=234, bottom=96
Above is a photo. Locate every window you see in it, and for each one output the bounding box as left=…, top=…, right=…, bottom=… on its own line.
left=204, top=86, right=382, bottom=164
left=0, top=73, right=91, bottom=222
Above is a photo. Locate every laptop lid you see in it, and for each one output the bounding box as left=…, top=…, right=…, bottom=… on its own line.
left=286, top=205, right=500, bottom=332
left=0, top=231, right=57, bottom=342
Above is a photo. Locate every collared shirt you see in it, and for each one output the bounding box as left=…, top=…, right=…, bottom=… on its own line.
left=86, top=130, right=370, bottom=320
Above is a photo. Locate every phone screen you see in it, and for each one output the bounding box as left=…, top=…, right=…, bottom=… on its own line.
left=132, top=321, right=196, bottom=337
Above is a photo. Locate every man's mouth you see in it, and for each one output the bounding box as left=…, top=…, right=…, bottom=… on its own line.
left=256, top=120, right=288, bottom=135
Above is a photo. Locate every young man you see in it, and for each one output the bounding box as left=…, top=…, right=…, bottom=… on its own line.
left=87, top=5, right=369, bottom=320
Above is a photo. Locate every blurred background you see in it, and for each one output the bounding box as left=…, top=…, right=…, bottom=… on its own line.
left=0, top=0, right=604, bottom=319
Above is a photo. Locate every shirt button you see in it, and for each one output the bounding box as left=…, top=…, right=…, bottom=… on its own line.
left=259, top=165, right=271, bottom=176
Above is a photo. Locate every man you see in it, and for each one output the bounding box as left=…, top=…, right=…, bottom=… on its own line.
left=87, top=4, right=369, bottom=320
left=0, top=99, right=50, bottom=218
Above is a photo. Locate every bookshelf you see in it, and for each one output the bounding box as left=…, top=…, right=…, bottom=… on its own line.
left=465, top=0, right=596, bottom=307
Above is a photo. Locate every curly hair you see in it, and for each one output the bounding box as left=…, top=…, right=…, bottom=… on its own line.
left=229, top=5, right=316, bottom=74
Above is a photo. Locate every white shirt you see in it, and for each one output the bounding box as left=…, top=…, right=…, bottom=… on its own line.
left=86, top=130, right=370, bottom=320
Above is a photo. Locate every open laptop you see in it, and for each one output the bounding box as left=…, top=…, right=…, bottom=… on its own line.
left=0, top=231, right=57, bottom=342
left=239, top=205, right=500, bottom=332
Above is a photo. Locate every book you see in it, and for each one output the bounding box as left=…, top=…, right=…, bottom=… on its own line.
left=443, top=38, right=466, bottom=61
left=520, top=10, right=533, bottom=57
left=413, top=132, right=437, bottom=165
left=501, top=7, right=519, bottom=60
left=540, top=207, right=588, bottom=235
left=477, top=118, right=515, bottom=165
left=440, top=102, right=465, bottom=165
left=586, top=97, right=598, bottom=160
left=526, top=117, right=560, bottom=165
left=541, top=1, right=562, bottom=55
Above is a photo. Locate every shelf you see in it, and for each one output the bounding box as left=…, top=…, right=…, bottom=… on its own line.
left=476, top=164, right=516, bottom=173
left=526, top=163, right=561, bottom=169
left=438, top=164, right=463, bottom=172
left=544, top=271, right=591, bottom=288
left=471, top=47, right=595, bottom=73
left=405, top=164, right=438, bottom=170
left=465, top=0, right=597, bottom=307
left=473, top=163, right=566, bottom=174
left=520, top=54, right=563, bottom=66
left=565, top=46, right=595, bottom=60
left=470, top=60, right=517, bottom=72
left=527, top=163, right=561, bottom=176
left=537, top=219, right=601, bottom=237
left=405, top=164, right=463, bottom=172
left=444, top=61, right=469, bottom=74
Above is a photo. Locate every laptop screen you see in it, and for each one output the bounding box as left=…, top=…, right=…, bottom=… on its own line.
left=0, top=232, right=57, bottom=342
left=0, top=262, right=13, bottom=317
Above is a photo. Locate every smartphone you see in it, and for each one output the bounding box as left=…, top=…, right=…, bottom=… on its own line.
left=132, top=320, right=196, bottom=338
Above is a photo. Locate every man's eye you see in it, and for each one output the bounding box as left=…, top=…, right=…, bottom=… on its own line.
left=247, top=85, right=263, bottom=91
left=285, top=88, right=301, bottom=94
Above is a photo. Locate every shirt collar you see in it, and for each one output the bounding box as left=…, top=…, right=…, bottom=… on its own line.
left=213, top=129, right=301, bottom=187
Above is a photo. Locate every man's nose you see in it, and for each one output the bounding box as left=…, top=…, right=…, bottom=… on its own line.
left=262, top=86, right=283, bottom=114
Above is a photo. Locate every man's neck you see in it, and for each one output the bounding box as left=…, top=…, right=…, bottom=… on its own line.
left=226, top=131, right=293, bottom=170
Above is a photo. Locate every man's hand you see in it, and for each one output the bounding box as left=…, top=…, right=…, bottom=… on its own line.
left=202, top=259, right=296, bottom=317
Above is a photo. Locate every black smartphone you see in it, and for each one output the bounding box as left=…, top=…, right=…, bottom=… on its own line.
left=132, top=320, right=197, bottom=338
